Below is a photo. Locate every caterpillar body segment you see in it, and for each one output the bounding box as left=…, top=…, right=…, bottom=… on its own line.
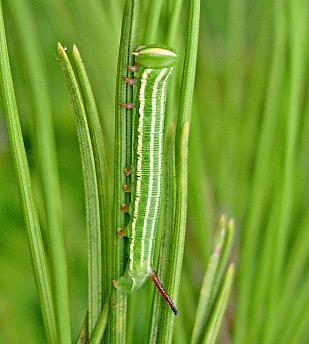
left=115, top=45, right=178, bottom=315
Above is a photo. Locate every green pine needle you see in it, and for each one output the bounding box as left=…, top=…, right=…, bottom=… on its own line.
left=0, top=1, right=57, bottom=343
left=58, top=42, right=102, bottom=339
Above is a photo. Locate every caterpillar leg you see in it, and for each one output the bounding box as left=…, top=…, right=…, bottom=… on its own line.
left=123, top=76, right=136, bottom=85
left=121, top=201, right=134, bottom=215
left=126, top=65, right=137, bottom=72
left=114, top=267, right=148, bottom=293
left=120, top=102, right=134, bottom=109
left=117, top=227, right=130, bottom=238
left=121, top=204, right=129, bottom=213
left=113, top=275, right=133, bottom=293
left=123, top=184, right=131, bottom=192
left=150, top=270, right=178, bottom=316
left=124, top=167, right=132, bottom=176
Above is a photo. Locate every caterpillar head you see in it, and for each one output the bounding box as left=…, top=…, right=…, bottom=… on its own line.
left=133, top=45, right=177, bottom=69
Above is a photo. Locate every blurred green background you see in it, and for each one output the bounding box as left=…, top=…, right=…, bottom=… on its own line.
left=1, top=0, right=309, bottom=343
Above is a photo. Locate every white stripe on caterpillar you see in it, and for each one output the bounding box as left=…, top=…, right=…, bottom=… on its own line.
left=141, top=68, right=168, bottom=266
left=130, top=68, right=152, bottom=272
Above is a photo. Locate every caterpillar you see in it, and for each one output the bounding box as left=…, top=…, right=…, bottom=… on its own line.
left=114, top=45, right=178, bottom=315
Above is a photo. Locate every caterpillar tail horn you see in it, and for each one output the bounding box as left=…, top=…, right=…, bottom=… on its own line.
left=150, top=270, right=178, bottom=315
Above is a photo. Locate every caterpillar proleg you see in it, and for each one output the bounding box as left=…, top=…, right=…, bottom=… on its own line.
left=114, top=45, right=178, bottom=315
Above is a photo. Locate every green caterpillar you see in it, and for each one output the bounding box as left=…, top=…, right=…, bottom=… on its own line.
left=114, top=45, right=178, bottom=315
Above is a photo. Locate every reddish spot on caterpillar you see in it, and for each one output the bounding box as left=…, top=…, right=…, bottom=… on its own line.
left=150, top=270, right=178, bottom=316
left=124, top=167, right=132, bottom=176
left=123, top=76, right=136, bottom=85
left=121, top=204, right=129, bottom=213
left=117, top=228, right=126, bottom=238
left=126, top=65, right=137, bottom=72
left=120, top=102, right=134, bottom=109
left=123, top=184, right=131, bottom=192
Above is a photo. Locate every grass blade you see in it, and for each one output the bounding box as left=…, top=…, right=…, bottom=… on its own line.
left=149, top=122, right=177, bottom=343
left=157, top=122, right=189, bottom=344
left=234, top=1, right=286, bottom=341
left=167, top=0, right=184, bottom=46
left=176, top=0, right=200, bottom=136
left=111, top=0, right=138, bottom=342
left=191, top=216, right=234, bottom=344
left=58, top=43, right=102, bottom=338
left=76, top=313, right=88, bottom=344
left=190, top=218, right=226, bottom=344
left=144, top=0, right=164, bottom=43
left=89, top=298, right=110, bottom=344
left=202, top=264, right=235, bottom=344
left=155, top=0, right=200, bottom=342
left=8, top=1, right=72, bottom=342
left=72, top=44, right=112, bottom=305
left=0, top=2, right=57, bottom=343
left=213, top=219, right=235, bottom=300
left=262, top=1, right=307, bottom=341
